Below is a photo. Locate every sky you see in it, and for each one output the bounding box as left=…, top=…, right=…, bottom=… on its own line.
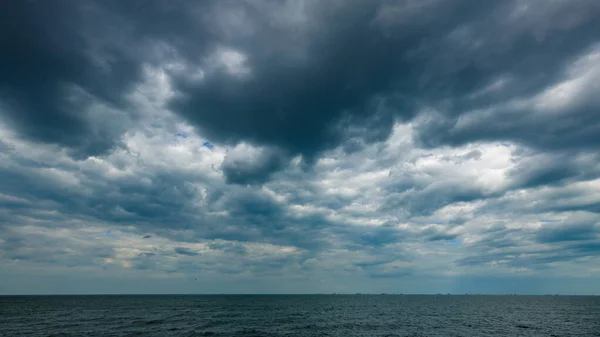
left=1, top=0, right=600, bottom=295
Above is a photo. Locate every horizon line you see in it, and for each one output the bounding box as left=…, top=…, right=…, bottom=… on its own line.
left=1, top=293, right=597, bottom=296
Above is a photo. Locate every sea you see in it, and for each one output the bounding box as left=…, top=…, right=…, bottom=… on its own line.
left=1, top=295, right=599, bottom=336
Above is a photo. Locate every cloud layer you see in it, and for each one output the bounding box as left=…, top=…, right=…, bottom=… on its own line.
left=1, top=0, right=600, bottom=294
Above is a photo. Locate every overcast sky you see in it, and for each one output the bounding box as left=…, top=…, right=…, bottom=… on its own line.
left=1, top=0, right=600, bottom=295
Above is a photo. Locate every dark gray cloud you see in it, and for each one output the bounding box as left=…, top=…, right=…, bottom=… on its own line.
left=507, top=152, right=600, bottom=189
left=380, top=179, right=493, bottom=217
left=456, top=216, right=600, bottom=272
left=133, top=252, right=158, bottom=270
left=221, top=147, right=290, bottom=185
left=0, top=225, right=115, bottom=268
left=413, top=1, right=600, bottom=152
left=7, top=0, right=599, bottom=164
left=165, top=0, right=419, bottom=159
left=174, top=247, right=200, bottom=256
left=536, top=221, right=599, bottom=244
left=0, top=0, right=142, bottom=158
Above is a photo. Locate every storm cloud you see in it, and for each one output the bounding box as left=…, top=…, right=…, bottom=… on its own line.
left=1, top=0, right=600, bottom=294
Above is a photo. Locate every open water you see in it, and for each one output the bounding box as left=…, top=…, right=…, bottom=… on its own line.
left=1, top=295, right=599, bottom=336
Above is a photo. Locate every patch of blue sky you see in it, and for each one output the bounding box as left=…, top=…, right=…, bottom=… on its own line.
left=447, top=238, right=462, bottom=248
left=104, top=229, right=117, bottom=239
left=424, top=238, right=462, bottom=248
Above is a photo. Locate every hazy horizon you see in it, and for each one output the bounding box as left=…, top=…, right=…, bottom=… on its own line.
left=2, top=293, right=598, bottom=296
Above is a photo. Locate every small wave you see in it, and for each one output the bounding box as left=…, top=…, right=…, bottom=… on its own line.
left=183, top=331, right=219, bottom=337
left=516, top=324, right=539, bottom=330
left=233, top=328, right=265, bottom=336
left=144, top=319, right=164, bottom=325
left=197, top=319, right=230, bottom=329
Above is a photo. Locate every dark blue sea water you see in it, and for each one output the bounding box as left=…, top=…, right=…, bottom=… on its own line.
left=1, top=295, right=599, bottom=336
